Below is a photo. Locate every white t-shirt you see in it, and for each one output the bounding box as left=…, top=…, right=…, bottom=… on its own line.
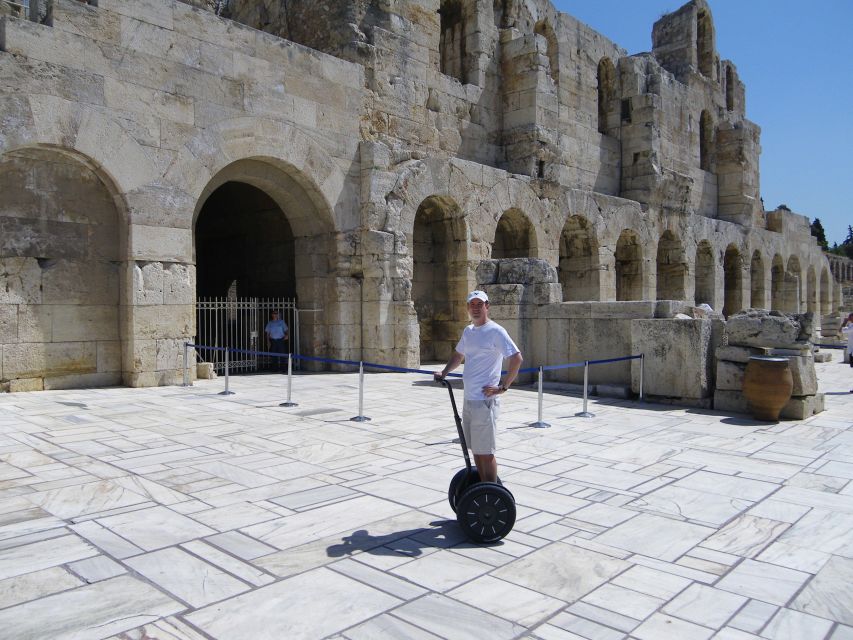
left=843, top=325, right=853, bottom=356
left=455, top=320, right=520, bottom=401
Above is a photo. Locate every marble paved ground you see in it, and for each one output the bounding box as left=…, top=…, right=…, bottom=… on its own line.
left=0, top=358, right=852, bottom=640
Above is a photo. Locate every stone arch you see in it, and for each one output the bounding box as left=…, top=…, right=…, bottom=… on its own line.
left=725, top=64, right=735, bottom=111
left=535, top=19, right=559, bottom=85
left=183, top=118, right=344, bottom=235
left=806, top=265, right=817, bottom=313
left=694, top=240, right=715, bottom=307
left=615, top=229, right=644, bottom=301
left=493, top=208, right=535, bottom=259
left=697, top=7, right=715, bottom=78
left=699, top=110, right=714, bottom=172
left=656, top=230, right=687, bottom=301
left=412, top=195, right=470, bottom=362
left=559, top=215, right=600, bottom=301
left=597, top=57, right=617, bottom=135
left=820, top=267, right=831, bottom=315
left=784, top=255, right=802, bottom=312
left=723, top=244, right=743, bottom=318
left=771, top=253, right=784, bottom=311
left=0, top=145, right=125, bottom=389
left=750, top=250, right=766, bottom=309
left=439, top=0, right=467, bottom=84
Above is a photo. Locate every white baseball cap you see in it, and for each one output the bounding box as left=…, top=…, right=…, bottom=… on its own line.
left=467, top=290, right=489, bottom=303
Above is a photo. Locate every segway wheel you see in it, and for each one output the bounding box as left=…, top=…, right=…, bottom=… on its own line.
left=456, top=482, right=516, bottom=544
left=448, top=468, right=479, bottom=513
left=448, top=470, right=504, bottom=513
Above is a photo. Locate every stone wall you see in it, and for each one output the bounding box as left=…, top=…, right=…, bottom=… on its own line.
left=0, top=0, right=838, bottom=392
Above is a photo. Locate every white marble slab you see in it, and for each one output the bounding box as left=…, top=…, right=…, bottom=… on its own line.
left=762, top=608, right=834, bottom=640
left=181, top=539, right=274, bottom=587
left=205, top=530, right=278, bottom=560
left=70, top=520, right=144, bottom=558
left=632, top=611, right=716, bottom=639
left=448, top=575, right=565, bottom=627
left=674, top=470, right=778, bottom=501
left=126, top=546, right=249, bottom=607
left=790, top=555, right=853, bottom=625
left=701, top=514, right=789, bottom=558
left=595, top=513, right=715, bottom=562
left=595, top=441, right=682, bottom=466
left=0, top=534, right=98, bottom=580
left=0, top=566, right=81, bottom=609
left=716, top=559, right=810, bottom=606
left=187, top=501, right=279, bottom=531
left=390, top=548, right=492, bottom=592
left=187, top=567, right=401, bottom=639
left=561, top=464, right=650, bottom=490
left=756, top=540, right=831, bottom=574
left=662, top=583, right=746, bottom=628
left=728, top=599, right=779, bottom=634
left=69, top=555, right=126, bottom=582
left=356, top=478, right=446, bottom=508
left=611, top=564, right=692, bottom=600
left=582, top=582, right=664, bottom=620
left=25, top=479, right=149, bottom=520
left=330, top=557, right=427, bottom=600
left=97, top=506, right=216, bottom=551
left=629, top=485, right=752, bottom=526
left=0, top=574, right=183, bottom=639
left=492, top=542, right=630, bottom=602
left=392, top=593, right=526, bottom=640
left=241, top=495, right=408, bottom=551
left=778, top=508, right=853, bottom=558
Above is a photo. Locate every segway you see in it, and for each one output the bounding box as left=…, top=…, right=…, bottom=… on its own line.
left=438, top=378, right=516, bottom=544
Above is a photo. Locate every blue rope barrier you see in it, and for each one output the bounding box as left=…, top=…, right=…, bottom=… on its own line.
left=187, top=342, right=642, bottom=379
left=816, top=344, right=846, bottom=350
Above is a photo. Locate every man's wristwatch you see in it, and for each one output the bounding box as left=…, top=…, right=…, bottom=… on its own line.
left=500, top=384, right=508, bottom=392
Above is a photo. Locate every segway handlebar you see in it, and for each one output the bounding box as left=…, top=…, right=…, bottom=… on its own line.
left=435, top=376, right=472, bottom=471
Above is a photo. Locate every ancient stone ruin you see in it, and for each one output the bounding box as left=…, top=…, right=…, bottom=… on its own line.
left=0, top=0, right=844, bottom=410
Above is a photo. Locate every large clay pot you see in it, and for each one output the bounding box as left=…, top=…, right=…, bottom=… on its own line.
left=742, top=356, right=793, bottom=421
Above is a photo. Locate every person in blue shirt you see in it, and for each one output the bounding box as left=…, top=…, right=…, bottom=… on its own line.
left=265, top=310, right=289, bottom=371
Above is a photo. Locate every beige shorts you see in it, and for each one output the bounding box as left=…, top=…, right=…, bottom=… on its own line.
left=462, top=398, right=499, bottom=455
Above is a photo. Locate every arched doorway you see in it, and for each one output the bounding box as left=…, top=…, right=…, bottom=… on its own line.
left=0, top=147, right=123, bottom=388
left=750, top=250, right=765, bottom=309
left=771, top=254, right=784, bottom=311
left=723, top=244, right=743, bottom=318
left=196, top=183, right=296, bottom=299
left=806, top=266, right=817, bottom=313
left=615, top=230, right=643, bottom=301
left=194, top=158, right=335, bottom=367
left=493, top=208, right=534, bottom=259
left=695, top=241, right=715, bottom=307
left=656, top=231, right=687, bottom=300
left=559, top=215, right=600, bottom=301
left=820, top=267, right=831, bottom=315
left=412, top=196, right=469, bottom=362
left=784, top=256, right=802, bottom=312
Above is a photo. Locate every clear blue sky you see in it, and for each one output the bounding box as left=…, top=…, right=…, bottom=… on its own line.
left=555, top=0, right=853, bottom=247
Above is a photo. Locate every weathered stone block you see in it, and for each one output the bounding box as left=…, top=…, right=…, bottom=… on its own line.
left=133, top=261, right=164, bottom=305
left=631, top=319, right=712, bottom=399
left=785, top=354, right=818, bottom=396
left=0, top=305, right=17, bottom=344
left=715, top=345, right=770, bottom=363
left=526, top=283, right=562, bottom=305
left=197, top=362, right=216, bottom=379
left=0, top=257, right=41, bottom=304
left=16, top=305, right=52, bottom=343
left=9, top=377, right=44, bottom=392
left=726, top=311, right=802, bottom=348
left=163, top=263, right=195, bottom=305
left=43, top=371, right=122, bottom=390
left=483, top=284, right=524, bottom=305
left=127, top=304, right=194, bottom=340
left=714, top=389, right=748, bottom=414
left=716, top=360, right=746, bottom=391
left=97, top=341, right=122, bottom=373
left=52, top=305, right=119, bottom=342
left=129, top=225, right=192, bottom=262
left=3, top=342, right=97, bottom=378
left=780, top=393, right=824, bottom=420
left=496, top=258, right=557, bottom=285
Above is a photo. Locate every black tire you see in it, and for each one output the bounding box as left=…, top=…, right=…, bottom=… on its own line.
left=447, top=469, right=504, bottom=513
left=448, top=468, right=479, bottom=513
left=456, top=482, right=516, bottom=544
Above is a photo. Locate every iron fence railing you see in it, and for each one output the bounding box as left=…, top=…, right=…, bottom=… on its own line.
left=195, top=297, right=299, bottom=374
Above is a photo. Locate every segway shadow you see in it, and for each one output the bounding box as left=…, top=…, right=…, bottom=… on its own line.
left=437, top=378, right=516, bottom=544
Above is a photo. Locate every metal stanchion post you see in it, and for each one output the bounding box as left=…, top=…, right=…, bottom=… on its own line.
left=529, top=366, right=551, bottom=428
left=280, top=354, right=298, bottom=407
left=219, top=348, right=235, bottom=395
left=575, top=360, right=595, bottom=418
left=639, top=353, right=645, bottom=402
left=182, top=342, right=190, bottom=387
left=350, top=361, right=371, bottom=422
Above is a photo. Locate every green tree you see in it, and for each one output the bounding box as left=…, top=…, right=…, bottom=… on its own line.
left=810, top=218, right=829, bottom=250
left=845, top=225, right=853, bottom=259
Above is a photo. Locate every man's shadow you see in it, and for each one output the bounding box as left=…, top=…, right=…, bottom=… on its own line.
left=326, top=520, right=474, bottom=558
